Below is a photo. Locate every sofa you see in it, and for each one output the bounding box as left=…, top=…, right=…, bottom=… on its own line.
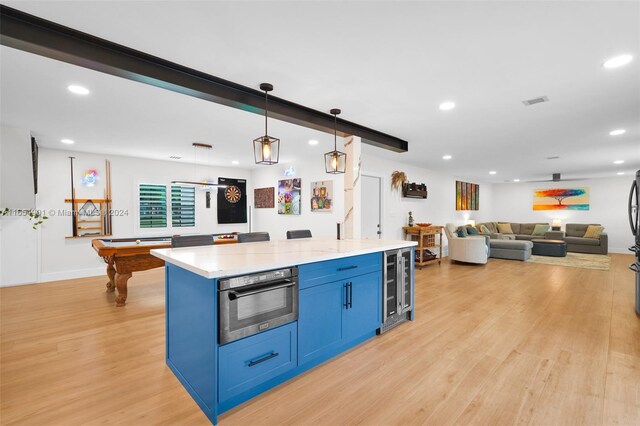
left=474, top=222, right=608, bottom=255
left=444, top=223, right=489, bottom=264
left=563, top=223, right=608, bottom=255
left=475, top=222, right=555, bottom=241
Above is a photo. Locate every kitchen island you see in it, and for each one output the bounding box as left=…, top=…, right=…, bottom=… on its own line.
left=151, top=238, right=416, bottom=425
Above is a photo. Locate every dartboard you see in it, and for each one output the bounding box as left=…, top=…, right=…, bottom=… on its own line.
left=225, top=185, right=242, bottom=203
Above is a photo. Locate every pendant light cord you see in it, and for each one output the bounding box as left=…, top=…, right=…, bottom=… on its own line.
left=264, top=88, right=268, bottom=136
left=333, top=112, right=337, bottom=151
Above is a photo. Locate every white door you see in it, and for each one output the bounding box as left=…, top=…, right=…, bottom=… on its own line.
left=361, top=175, right=382, bottom=239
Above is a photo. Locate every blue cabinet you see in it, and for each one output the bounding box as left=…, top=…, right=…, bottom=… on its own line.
left=298, top=271, right=381, bottom=367
left=218, top=322, right=297, bottom=406
left=343, top=272, right=382, bottom=341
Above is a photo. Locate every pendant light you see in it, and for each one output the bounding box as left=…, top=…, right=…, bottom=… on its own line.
left=253, top=83, right=280, bottom=165
left=171, top=143, right=227, bottom=187
left=325, top=108, right=346, bottom=174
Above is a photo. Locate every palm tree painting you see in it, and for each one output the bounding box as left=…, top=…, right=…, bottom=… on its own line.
left=533, top=188, right=590, bottom=210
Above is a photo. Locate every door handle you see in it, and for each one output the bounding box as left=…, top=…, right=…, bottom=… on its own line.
left=247, top=351, right=279, bottom=367
left=344, top=283, right=349, bottom=309
left=629, top=180, right=638, bottom=235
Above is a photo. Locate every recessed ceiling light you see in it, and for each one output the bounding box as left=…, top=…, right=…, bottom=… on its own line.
left=489, top=171, right=497, bottom=175
left=61, top=138, right=74, bottom=144
left=609, top=129, right=626, bottom=136
left=513, top=179, right=520, bottom=182
left=442, top=155, right=452, bottom=160
left=603, top=54, right=633, bottom=69
left=439, top=101, right=455, bottom=111
left=231, top=160, right=239, bottom=165
left=614, top=160, right=624, bottom=164
left=308, top=139, right=319, bottom=146
left=617, top=172, right=624, bottom=175
left=67, top=85, right=90, bottom=95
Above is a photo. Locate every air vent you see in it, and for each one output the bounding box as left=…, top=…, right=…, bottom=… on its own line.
left=169, top=155, right=182, bottom=160
left=522, top=96, right=549, bottom=106
left=546, top=156, right=560, bottom=160
left=552, top=173, right=561, bottom=182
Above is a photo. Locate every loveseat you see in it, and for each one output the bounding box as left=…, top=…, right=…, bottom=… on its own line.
left=562, top=223, right=608, bottom=255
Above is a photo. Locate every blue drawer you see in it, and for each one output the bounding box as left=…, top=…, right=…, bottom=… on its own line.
left=299, top=253, right=381, bottom=290
left=218, top=322, right=297, bottom=403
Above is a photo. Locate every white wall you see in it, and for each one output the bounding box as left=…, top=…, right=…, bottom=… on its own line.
left=250, top=157, right=344, bottom=241
left=491, top=176, right=634, bottom=253
left=1, top=147, right=252, bottom=285
left=361, top=153, right=494, bottom=252
left=0, top=126, right=36, bottom=209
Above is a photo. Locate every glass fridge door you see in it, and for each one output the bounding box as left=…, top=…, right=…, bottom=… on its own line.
left=400, top=249, right=412, bottom=311
left=384, top=251, right=399, bottom=318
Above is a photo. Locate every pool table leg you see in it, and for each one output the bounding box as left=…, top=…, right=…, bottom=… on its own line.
left=106, top=261, right=116, bottom=292
left=115, top=272, right=132, bottom=307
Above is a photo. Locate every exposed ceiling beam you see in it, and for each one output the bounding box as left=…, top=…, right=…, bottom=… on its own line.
left=0, top=4, right=409, bottom=153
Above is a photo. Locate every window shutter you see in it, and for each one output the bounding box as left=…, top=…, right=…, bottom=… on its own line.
left=171, top=185, right=195, bottom=227
left=139, top=184, right=167, bottom=228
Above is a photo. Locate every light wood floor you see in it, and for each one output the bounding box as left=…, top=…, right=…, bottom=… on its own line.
left=1, top=254, right=638, bottom=425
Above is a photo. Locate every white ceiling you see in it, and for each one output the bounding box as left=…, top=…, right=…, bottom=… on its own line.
left=1, top=1, right=639, bottom=181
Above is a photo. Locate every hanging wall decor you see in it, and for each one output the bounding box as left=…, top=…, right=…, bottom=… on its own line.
left=310, top=180, right=333, bottom=212
left=455, top=180, right=480, bottom=211
left=217, top=177, right=247, bottom=223
left=254, top=187, right=275, bottom=208
left=533, top=187, right=589, bottom=210
left=278, top=178, right=301, bottom=215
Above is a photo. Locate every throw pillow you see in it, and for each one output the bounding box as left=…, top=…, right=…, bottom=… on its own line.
left=467, top=226, right=479, bottom=235
left=497, top=223, right=514, bottom=234
left=532, top=224, right=550, bottom=236
left=583, top=225, right=604, bottom=239
left=480, top=224, right=491, bottom=233
left=456, top=227, right=468, bottom=238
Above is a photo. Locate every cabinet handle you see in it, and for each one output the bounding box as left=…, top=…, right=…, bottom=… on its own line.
left=247, top=351, right=279, bottom=367
left=348, top=282, right=353, bottom=309
left=338, top=265, right=358, bottom=271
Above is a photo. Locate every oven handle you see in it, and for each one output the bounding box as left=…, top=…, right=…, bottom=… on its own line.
left=227, top=280, right=296, bottom=299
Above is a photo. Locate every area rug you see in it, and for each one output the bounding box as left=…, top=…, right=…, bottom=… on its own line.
left=526, top=252, right=611, bottom=271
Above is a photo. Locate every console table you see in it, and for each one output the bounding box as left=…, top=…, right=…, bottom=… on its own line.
left=403, top=226, right=443, bottom=268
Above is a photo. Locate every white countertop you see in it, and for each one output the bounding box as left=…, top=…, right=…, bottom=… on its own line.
left=151, top=237, right=417, bottom=279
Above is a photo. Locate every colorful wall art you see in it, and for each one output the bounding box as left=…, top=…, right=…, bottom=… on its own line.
left=456, top=181, right=480, bottom=211
left=533, top=187, right=590, bottom=211
left=278, top=178, right=301, bottom=215
left=217, top=177, right=247, bottom=223
left=254, top=187, right=275, bottom=208
left=310, top=181, right=333, bottom=212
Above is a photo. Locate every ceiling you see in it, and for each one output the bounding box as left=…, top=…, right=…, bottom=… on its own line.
left=1, top=1, right=639, bottom=181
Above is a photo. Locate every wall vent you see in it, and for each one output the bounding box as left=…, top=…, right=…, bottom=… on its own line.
left=522, top=96, right=549, bottom=106
left=552, top=173, right=561, bottom=182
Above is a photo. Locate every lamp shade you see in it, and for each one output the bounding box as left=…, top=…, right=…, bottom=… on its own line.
left=552, top=219, right=562, bottom=227
left=325, top=150, right=346, bottom=174
left=253, top=135, right=280, bottom=165
left=465, top=219, right=476, bottom=226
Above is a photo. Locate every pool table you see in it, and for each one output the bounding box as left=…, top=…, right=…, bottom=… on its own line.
left=92, top=235, right=237, bottom=306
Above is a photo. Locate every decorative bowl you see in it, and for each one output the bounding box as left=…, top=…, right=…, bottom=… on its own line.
left=416, top=223, right=432, bottom=227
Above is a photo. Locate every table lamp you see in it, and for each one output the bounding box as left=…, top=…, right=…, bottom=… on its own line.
left=465, top=219, right=476, bottom=227
left=552, top=219, right=562, bottom=231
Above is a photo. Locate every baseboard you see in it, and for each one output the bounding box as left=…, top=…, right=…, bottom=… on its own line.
left=38, top=267, right=105, bottom=284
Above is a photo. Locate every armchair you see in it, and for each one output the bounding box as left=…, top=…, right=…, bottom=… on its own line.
left=444, top=223, right=489, bottom=264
